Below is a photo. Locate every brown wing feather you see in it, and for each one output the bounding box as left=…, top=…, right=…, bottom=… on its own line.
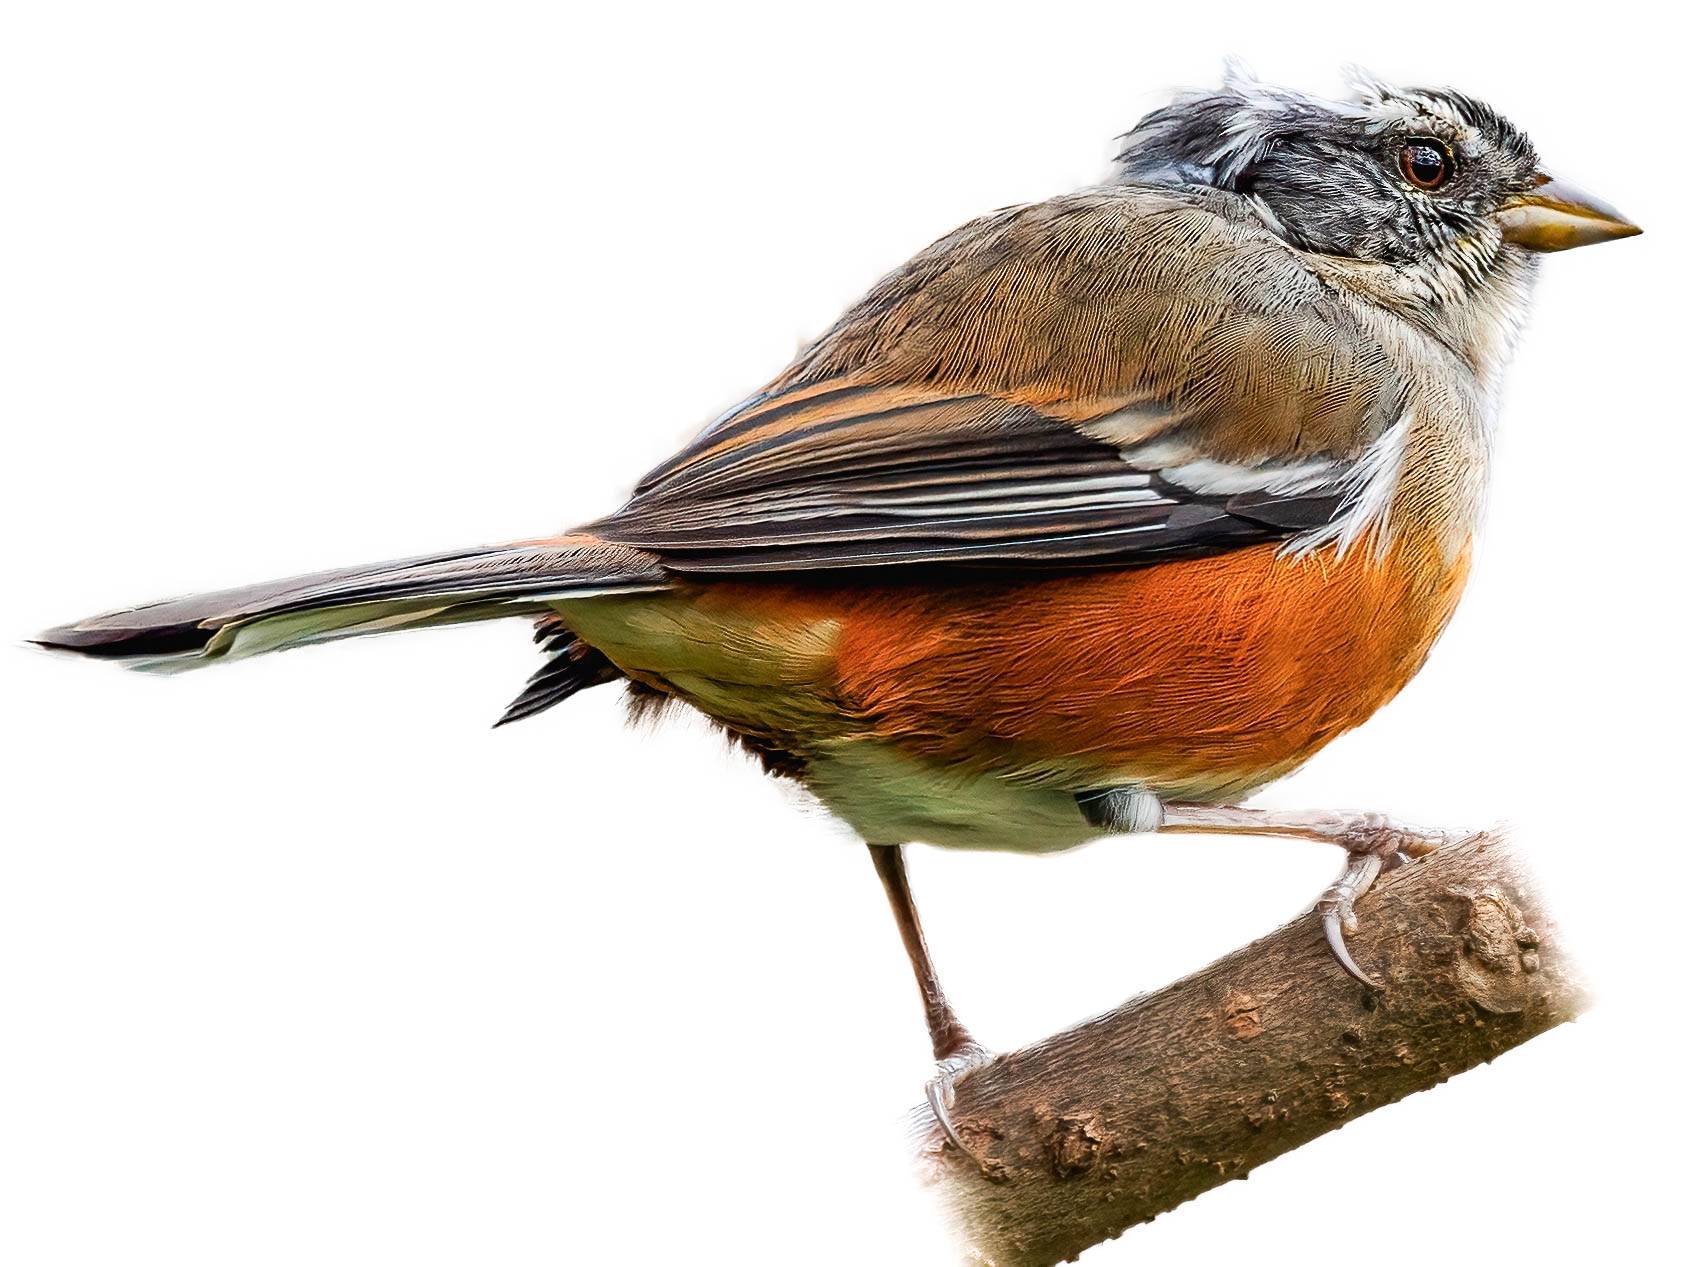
left=589, top=185, right=1402, bottom=574
left=771, top=186, right=1404, bottom=462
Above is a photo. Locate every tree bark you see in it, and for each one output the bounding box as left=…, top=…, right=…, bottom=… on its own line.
left=918, top=831, right=1588, bottom=1265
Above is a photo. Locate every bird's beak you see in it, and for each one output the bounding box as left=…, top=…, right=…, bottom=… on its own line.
left=1495, top=174, right=1642, bottom=251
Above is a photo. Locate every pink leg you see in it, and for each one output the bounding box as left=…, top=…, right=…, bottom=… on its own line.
left=1158, top=806, right=1451, bottom=986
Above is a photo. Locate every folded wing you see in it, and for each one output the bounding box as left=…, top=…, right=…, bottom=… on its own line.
left=592, top=188, right=1406, bottom=574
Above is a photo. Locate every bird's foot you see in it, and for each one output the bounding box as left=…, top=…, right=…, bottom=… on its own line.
left=1317, top=815, right=1452, bottom=987
left=925, top=1039, right=997, bottom=1166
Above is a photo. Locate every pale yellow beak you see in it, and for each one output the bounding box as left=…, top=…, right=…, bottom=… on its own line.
left=1495, top=174, right=1642, bottom=251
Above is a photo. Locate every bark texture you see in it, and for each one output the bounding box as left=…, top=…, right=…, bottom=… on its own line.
left=919, top=831, right=1587, bottom=1265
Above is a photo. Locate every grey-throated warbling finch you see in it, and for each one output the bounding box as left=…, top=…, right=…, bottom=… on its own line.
left=39, top=70, right=1639, bottom=1152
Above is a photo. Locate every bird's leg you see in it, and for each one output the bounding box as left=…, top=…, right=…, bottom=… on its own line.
left=867, top=843, right=993, bottom=1156
left=1080, top=793, right=1449, bottom=987
left=1159, top=805, right=1451, bottom=986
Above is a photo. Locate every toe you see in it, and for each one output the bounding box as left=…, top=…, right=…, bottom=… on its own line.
left=1316, top=852, right=1384, bottom=986
left=1323, top=907, right=1380, bottom=987
left=925, top=1042, right=997, bottom=1163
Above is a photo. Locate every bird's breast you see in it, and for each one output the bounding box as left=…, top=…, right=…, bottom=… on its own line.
left=558, top=519, right=1474, bottom=841
left=821, top=529, right=1474, bottom=803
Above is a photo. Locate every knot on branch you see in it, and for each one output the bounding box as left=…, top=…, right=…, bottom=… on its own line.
left=1442, top=882, right=1542, bottom=1013
left=1043, top=1115, right=1104, bottom=1179
left=1222, top=987, right=1263, bottom=1039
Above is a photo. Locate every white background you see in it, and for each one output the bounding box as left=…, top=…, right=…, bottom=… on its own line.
left=2, top=3, right=1683, bottom=1263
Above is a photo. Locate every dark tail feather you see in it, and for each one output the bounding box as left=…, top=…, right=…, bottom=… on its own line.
left=36, top=534, right=665, bottom=671
left=494, top=617, right=621, bottom=728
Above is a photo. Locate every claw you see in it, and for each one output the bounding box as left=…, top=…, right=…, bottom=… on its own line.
left=1311, top=818, right=1452, bottom=986
left=925, top=1076, right=966, bottom=1153
left=924, top=1041, right=995, bottom=1166
left=1317, top=851, right=1384, bottom=987
left=1323, top=905, right=1379, bottom=987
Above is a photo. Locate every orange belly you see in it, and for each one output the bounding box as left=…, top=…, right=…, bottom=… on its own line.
left=561, top=527, right=1472, bottom=809
left=678, top=533, right=1472, bottom=801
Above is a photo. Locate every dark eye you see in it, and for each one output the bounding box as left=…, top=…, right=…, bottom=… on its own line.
left=1398, top=138, right=1454, bottom=190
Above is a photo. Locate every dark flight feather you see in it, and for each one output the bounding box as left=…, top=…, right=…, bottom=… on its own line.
left=495, top=617, right=621, bottom=728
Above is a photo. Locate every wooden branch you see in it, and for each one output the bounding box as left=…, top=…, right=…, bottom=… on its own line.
left=918, top=831, right=1588, bottom=1265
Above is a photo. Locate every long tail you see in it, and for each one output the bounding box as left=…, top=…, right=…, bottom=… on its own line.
left=34, top=533, right=666, bottom=690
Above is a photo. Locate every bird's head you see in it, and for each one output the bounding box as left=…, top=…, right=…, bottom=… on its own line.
left=1113, top=68, right=1639, bottom=280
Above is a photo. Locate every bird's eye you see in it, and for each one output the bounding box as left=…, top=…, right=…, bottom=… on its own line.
left=1398, top=138, right=1454, bottom=191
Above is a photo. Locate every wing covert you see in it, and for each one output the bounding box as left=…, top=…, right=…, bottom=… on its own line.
left=592, top=384, right=1357, bottom=572
left=589, top=186, right=1404, bottom=575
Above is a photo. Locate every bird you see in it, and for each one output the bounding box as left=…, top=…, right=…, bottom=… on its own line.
left=37, top=68, right=1639, bottom=1156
